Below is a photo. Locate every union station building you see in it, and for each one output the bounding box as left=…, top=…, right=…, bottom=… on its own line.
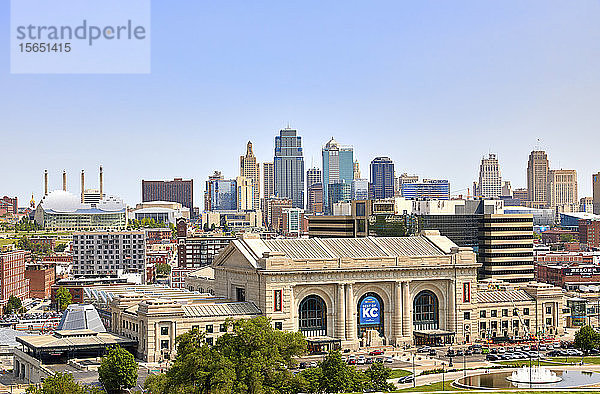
left=106, top=231, right=564, bottom=361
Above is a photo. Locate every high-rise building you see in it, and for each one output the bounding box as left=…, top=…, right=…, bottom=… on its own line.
left=353, top=160, right=361, bottom=180
left=397, top=173, right=419, bottom=197
left=513, top=188, right=528, bottom=204
left=328, top=181, right=352, bottom=208
left=351, top=179, right=369, bottom=200
left=274, top=128, right=304, bottom=209
left=501, top=181, right=512, bottom=197
left=263, top=162, right=274, bottom=199
left=236, top=176, right=253, bottom=211
left=475, top=154, right=502, bottom=198
left=593, top=172, right=600, bottom=215
left=401, top=179, right=450, bottom=200
left=579, top=219, right=600, bottom=248
left=322, top=138, right=354, bottom=213
left=306, top=167, right=322, bottom=189
left=72, top=231, right=146, bottom=277
left=0, top=250, right=29, bottom=312
left=264, top=197, right=293, bottom=231
left=176, top=220, right=235, bottom=268
left=478, top=214, right=534, bottom=283
left=548, top=169, right=578, bottom=208
left=142, top=178, right=193, bottom=211
left=527, top=150, right=549, bottom=208
left=240, top=141, right=260, bottom=210
left=370, top=157, right=395, bottom=199
left=307, top=183, right=323, bottom=214
left=205, top=172, right=236, bottom=211
left=580, top=197, right=594, bottom=214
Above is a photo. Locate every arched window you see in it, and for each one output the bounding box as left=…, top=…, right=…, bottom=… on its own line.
left=299, top=295, right=327, bottom=337
left=413, top=290, right=439, bottom=330
left=357, top=292, right=384, bottom=338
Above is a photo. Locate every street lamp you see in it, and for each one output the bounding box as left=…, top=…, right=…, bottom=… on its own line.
left=463, top=352, right=466, bottom=377
left=442, top=362, right=446, bottom=391
left=412, top=351, right=416, bottom=388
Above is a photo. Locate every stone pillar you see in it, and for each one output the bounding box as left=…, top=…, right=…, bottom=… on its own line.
left=336, top=284, right=346, bottom=340
left=447, top=280, right=455, bottom=333
left=345, top=283, right=356, bottom=341
left=393, top=281, right=402, bottom=342
left=401, top=281, right=411, bottom=338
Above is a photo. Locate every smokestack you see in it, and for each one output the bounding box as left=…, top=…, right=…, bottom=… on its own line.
left=81, top=170, right=85, bottom=203
left=62, top=170, right=67, bottom=191
left=44, top=170, right=48, bottom=196
left=99, top=165, right=104, bottom=198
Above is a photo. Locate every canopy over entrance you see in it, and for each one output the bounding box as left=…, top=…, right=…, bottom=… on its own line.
left=414, top=330, right=455, bottom=346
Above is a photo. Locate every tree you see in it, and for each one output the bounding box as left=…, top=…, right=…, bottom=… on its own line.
left=4, top=295, right=23, bottom=315
left=55, top=286, right=72, bottom=311
left=156, top=262, right=171, bottom=276
left=560, top=233, right=574, bottom=243
left=98, top=345, right=138, bottom=393
left=55, top=243, right=67, bottom=252
left=26, top=372, right=102, bottom=394
left=318, top=350, right=365, bottom=393
left=143, top=373, right=168, bottom=394
left=574, top=325, right=599, bottom=355
left=364, top=361, right=396, bottom=392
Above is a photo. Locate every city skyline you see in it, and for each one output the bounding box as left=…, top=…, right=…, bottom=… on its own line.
left=2, top=1, right=600, bottom=205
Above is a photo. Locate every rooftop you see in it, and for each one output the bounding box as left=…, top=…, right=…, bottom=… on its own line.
left=477, top=290, right=535, bottom=303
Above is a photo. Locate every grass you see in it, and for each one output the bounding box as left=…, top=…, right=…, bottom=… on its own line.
left=394, top=380, right=462, bottom=391
left=389, top=369, right=413, bottom=379
left=0, top=239, right=16, bottom=246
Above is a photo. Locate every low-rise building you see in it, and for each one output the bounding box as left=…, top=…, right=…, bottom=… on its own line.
left=0, top=250, right=30, bottom=312
left=25, top=263, right=55, bottom=299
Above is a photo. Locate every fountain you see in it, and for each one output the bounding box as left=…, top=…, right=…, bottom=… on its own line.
left=506, top=365, right=562, bottom=383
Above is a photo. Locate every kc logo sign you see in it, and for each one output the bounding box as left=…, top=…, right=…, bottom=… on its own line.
left=359, top=296, right=380, bottom=325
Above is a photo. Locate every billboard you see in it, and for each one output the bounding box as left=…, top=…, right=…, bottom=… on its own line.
left=359, top=296, right=380, bottom=325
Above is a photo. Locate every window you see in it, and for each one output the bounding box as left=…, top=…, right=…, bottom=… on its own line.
left=220, top=323, right=227, bottom=332
left=206, top=337, right=213, bottom=346
left=502, top=321, right=508, bottom=329
left=479, top=322, right=486, bottom=330
left=524, top=319, right=530, bottom=327
left=413, top=291, right=439, bottom=330
left=512, top=320, right=519, bottom=328
left=546, top=318, right=552, bottom=326
left=463, top=282, right=471, bottom=303
left=546, top=306, right=552, bottom=314
left=480, top=310, right=486, bottom=318
left=491, top=310, right=497, bottom=318
left=491, top=321, right=497, bottom=329
left=236, top=287, right=246, bottom=302
left=161, top=340, right=169, bottom=349
left=275, top=322, right=283, bottom=330
left=192, top=325, right=199, bottom=332
left=464, top=312, right=471, bottom=320
left=274, top=290, right=282, bottom=312
left=161, top=327, right=169, bottom=335
left=523, top=308, right=529, bottom=316
left=502, top=309, right=508, bottom=317
left=298, top=295, right=327, bottom=337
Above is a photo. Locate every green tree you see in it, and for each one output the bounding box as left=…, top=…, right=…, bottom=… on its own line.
left=143, top=373, right=168, bottom=394
left=318, top=350, right=365, bottom=393
left=574, top=325, right=599, bottom=355
left=156, top=263, right=171, bottom=276
left=26, top=372, right=102, bottom=394
left=4, top=295, right=23, bottom=315
left=55, top=243, right=67, bottom=252
left=55, top=286, right=72, bottom=311
left=98, top=345, right=138, bottom=393
left=364, top=361, right=396, bottom=392
left=560, top=233, right=574, bottom=243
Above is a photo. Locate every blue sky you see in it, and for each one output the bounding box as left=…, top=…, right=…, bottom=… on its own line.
left=2, top=1, right=600, bottom=206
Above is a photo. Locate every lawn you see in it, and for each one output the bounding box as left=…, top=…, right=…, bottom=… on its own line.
left=394, top=380, right=462, bottom=392
left=389, top=369, right=413, bottom=379
left=0, top=239, right=16, bottom=246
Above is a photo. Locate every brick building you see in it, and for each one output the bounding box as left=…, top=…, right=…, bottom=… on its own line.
left=25, top=263, right=56, bottom=299
left=142, top=178, right=193, bottom=212
left=0, top=196, right=17, bottom=215
left=0, top=250, right=30, bottom=311
left=579, top=219, right=600, bottom=248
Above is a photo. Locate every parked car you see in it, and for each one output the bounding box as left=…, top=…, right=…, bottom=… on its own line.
left=464, top=350, right=473, bottom=356
left=456, top=350, right=464, bottom=356
left=366, top=358, right=374, bottom=364
left=299, top=362, right=307, bottom=369
left=490, top=348, right=498, bottom=354
left=309, top=361, right=318, bottom=368
left=429, top=349, right=437, bottom=357
left=348, top=359, right=356, bottom=365
left=538, top=345, right=547, bottom=351
left=522, top=346, right=530, bottom=351
left=398, top=375, right=414, bottom=384
left=498, top=347, right=506, bottom=353
left=384, top=356, right=394, bottom=363
left=447, top=349, right=456, bottom=357
left=547, top=344, right=555, bottom=351
left=417, top=346, right=432, bottom=353
left=486, top=354, right=499, bottom=361
left=369, top=349, right=385, bottom=356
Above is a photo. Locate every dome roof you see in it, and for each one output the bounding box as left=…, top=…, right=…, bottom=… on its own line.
left=325, top=137, right=339, bottom=149
left=40, top=190, right=81, bottom=212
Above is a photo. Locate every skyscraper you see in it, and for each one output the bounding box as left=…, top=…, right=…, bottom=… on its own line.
left=142, top=178, right=194, bottom=212
left=240, top=141, right=260, bottom=210
left=370, top=157, right=395, bottom=199
left=307, top=183, right=323, bottom=214
left=353, top=160, right=361, bottom=180
left=475, top=154, right=502, bottom=198
left=236, top=176, right=253, bottom=211
left=593, top=173, right=600, bottom=215
left=526, top=150, right=549, bottom=208
left=263, top=162, right=274, bottom=199
left=205, top=171, right=237, bottom=211
left=274, top=128, right=304, bottom=209
left=547, top=169, right=578, bottom=208
left=306, top=167, right=322, bottom=188
left=322, top=138, right=354, bottom=213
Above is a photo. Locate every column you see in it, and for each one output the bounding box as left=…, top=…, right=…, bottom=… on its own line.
left=393, top=282, right=402, bottom=342
left=336, top=284, right=346, bottom=340
left=401, top=281, right=411, bottom=337
left=447, top=280, right=455, bottom=333
left=345, top=283, right=356, bottom=341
